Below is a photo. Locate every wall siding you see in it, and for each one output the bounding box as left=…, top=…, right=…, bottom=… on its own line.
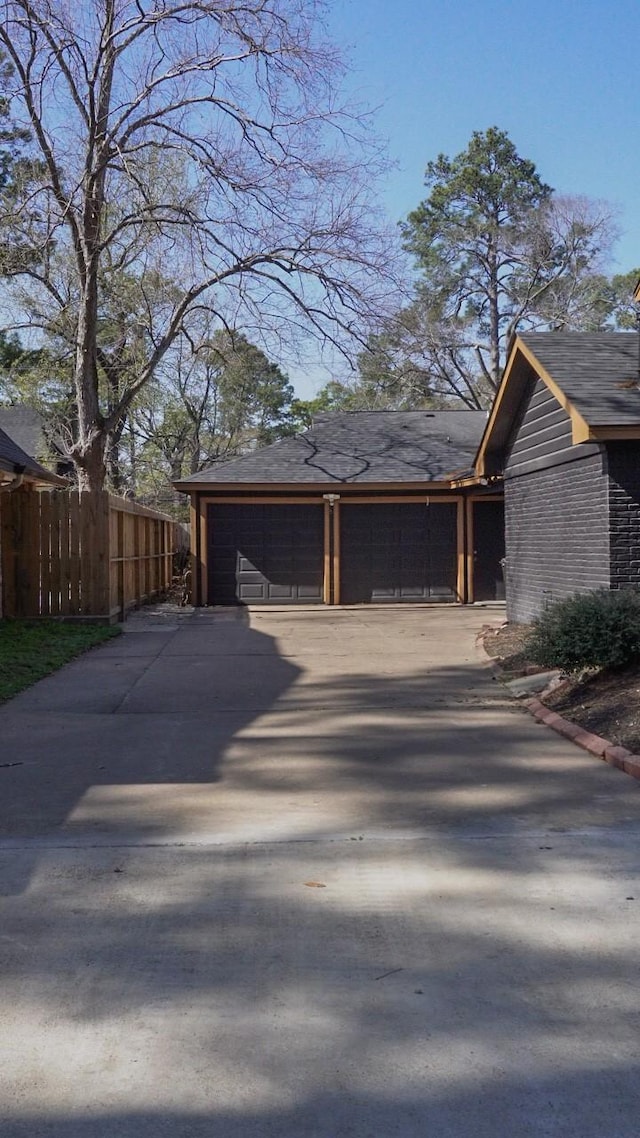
left=505, top=377, right=599, bottom=477
left=504, top=452, right=610, bottom=623
left=607, top=442, right=640, bottom=589
left=503, top=375, right=610, bottom=621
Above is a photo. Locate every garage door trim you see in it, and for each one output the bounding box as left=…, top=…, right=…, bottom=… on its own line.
left=198, top=493, right=465, bottom=605
left=337, top=496, right=465, bottom=604
left=202, top=495, right=328, bottom=606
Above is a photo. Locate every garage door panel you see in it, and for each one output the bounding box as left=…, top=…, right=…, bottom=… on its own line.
left=341, top=503, right=458, bottom=604
left=238, top=583, right=268, bottom=601
left=208, top=504, right=324, bottom=605
left=266, top=583, right=297, bottom=600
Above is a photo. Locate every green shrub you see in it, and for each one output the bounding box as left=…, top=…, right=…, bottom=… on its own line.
left=525, top=588, right=640, bottom=673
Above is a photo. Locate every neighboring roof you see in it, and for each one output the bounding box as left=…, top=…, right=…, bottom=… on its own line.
left=0, top=423, right=67, bottom=486
left=0, top=405, right=45, bottom=458
left=175, top=410, right=488, bottom=488
left=476, top=332, right=640, bottom=476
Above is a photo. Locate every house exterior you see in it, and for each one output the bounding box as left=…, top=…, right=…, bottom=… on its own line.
left=0, top=406, right=73, bottom=480
left=0, top=422, right=67, bottom=489
left=476, top=331, right=640, bottom=623
left=175, top=410, right=504, bottom=607
left=0, top=421, right=67, bottom=618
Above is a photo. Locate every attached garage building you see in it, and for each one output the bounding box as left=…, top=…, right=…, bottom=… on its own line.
left=175, top=410, right=504, bottom=607
left=476, top=331, right=640, bottom=622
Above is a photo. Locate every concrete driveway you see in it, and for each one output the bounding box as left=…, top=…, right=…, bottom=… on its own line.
left=1, top=605, right=640, bottom=1136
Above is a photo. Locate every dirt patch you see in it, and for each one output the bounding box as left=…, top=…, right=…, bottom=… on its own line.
left=482, top=622, right=537, bottom=678
left=483, top=623, right=640, bottom=756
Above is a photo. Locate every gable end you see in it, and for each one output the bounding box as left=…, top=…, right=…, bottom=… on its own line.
left=504, top=376, right=600, bottom=479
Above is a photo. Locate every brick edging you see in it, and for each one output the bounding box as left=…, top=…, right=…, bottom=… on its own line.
left=524, top=697, right=640, bottom=781
left=477, top=628, right=640, bottom=783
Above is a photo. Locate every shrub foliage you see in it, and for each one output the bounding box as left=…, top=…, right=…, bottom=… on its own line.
left=525, top=588, right=640, bottom=673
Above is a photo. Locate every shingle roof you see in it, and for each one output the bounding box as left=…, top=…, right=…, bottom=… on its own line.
left=0, top=423, right=65, bottom=484
left=519, top=332, right=640, bottom=426
left=0, top=406, right=44, bottom=458
left=175, top=410, right=488, bottom=487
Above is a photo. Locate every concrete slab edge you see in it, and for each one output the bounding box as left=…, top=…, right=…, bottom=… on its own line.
left=476, top=626, right=640, bottom=784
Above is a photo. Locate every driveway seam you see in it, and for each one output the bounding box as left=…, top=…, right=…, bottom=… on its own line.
left=3, top=827, right=637, bottom=852
left=110, top=617, right=188, bottom=715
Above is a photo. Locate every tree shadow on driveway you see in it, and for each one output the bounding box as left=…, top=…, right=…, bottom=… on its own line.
left=2, top=607, right=640, bottom=1133
left=2, top=833, right=640, bottom=1137
left=0, top=609, right=301, bottom=892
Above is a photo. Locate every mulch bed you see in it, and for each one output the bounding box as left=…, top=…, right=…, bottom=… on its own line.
left=483, top=622, right=640, bottom=756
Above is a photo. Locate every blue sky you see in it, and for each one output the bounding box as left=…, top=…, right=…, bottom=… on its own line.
left=293, top=0, right=640, bottom=397
left=328, top=0, right=640, bottom=265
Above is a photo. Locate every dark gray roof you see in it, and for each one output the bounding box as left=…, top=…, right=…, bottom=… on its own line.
left=0, top=422, right=64, bottom=484
left=176, top=410, right=488, bottom=486
left=519, top=332, right=640, bottom=426
left=0, top=406, right=44, bottom=458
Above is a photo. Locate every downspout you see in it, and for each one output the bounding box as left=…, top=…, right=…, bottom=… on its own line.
left=0, top=467, right=25, bottom=493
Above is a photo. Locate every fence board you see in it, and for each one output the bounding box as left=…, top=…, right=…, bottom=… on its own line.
left=58, top=493, right=72, bottom=615
left=21, top=492, right=41, bottom=617
left=39, top=493, right=52, bottom=616
left=0, top=494, right=17, bottom=617
left=68, top=491, right=81, bottom=614
left=79, top=491, right=94, bottom=614
left=49, top=493, right=62, bottom=617
left=0, top=487, right=188, bottom=621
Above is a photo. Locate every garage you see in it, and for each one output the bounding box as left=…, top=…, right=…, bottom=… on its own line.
left=175, top=409, right=502, bottom=607
left=339, top=502, right=459, bottom=603
left=207, top=502, right=324, bottom=605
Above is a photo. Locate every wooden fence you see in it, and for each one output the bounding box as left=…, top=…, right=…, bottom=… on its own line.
left=0, top=488, right=189, bottom=622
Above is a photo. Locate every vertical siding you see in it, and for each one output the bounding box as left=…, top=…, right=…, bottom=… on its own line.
left=505, top=452, right=610, bottom=623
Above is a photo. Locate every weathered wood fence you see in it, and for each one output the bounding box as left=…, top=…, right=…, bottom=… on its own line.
left=0, top=488, right=189, bottom=622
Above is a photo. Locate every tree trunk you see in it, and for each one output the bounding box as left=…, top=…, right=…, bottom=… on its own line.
left=487, top=236, right=501, bottom=387
left=127, top=422, right=137, bottom=496
left=106, top=435, right=123, bottom=492
left=75, top=433, right=107, bottom=492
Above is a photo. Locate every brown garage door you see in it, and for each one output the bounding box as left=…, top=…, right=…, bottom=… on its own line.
left=340, top=503, right=459, bottom=604
left=207, top=503, right=324, bottom=605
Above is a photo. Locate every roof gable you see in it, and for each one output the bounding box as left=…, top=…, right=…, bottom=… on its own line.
left=476, top=332, right=640, bottom=476
left=175, top=410, right=488, bottom=488
left=0, top=422, right=66, bottom=485
left=519, top=332, right=640, bottom=426
left=0, top=406, right=45, bottom=459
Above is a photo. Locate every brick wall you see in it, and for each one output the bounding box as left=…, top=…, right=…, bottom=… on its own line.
left=504, top=451, right=610, bottom=623
left=607, top=442, right=640, bottom=589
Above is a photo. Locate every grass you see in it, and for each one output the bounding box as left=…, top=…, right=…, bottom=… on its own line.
left=0, top=619, right=121, bottom=704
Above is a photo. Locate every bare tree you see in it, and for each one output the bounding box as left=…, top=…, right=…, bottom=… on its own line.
left=133, top=323, right=296, bottom=493
left=0, top=0, right=399, bottom=488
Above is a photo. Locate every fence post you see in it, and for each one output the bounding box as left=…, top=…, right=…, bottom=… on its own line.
left=76, top=490, right=110, bottom=618
left=116, top=504, right=125, bottom=621
left=94, top=490, right=111, bottom=618
left=39, top=491, right=52, bottom=616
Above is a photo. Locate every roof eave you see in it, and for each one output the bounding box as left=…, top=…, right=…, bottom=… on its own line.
left=578, top=424, right=640, bottom=442
left=0, top=457, right=68, bottom=487
left=173, top=478, right=463, bottom=494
